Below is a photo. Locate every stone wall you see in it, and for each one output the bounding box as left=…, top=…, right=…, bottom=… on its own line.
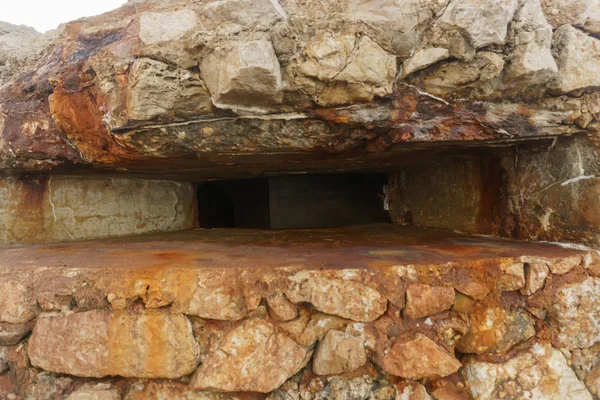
left=0, top=176, right=196, bottom=243
left=0, top=228, right=598, bottom=399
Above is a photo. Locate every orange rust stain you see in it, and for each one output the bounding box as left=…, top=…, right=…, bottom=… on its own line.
left=314, top=107, right=351, bottom=124
left=154, top=251, right=187, bottom=262
left=516, top=104, right=534, bottom=119
left=49, top=83, right=132, bottom=164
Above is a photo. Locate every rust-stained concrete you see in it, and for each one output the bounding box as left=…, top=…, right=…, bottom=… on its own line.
left=0, top=175, right=196, bottom=243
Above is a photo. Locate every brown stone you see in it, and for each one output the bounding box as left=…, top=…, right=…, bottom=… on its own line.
left=382, top=333, right=461, bottom=380
left=456, top=307, right=535, bottom=355
left=279, top=309, right=348, bottom=347
left=404, top=284, right=455, bottom=319
left=286, top=271, right=388, bottom=322
left=28, top=309, right=200, bottom=378
left=453, top=281, right=490, bottom=301
left=19, top=369, right=74, bottom=400
left=191, top=318, right=310, bottom=393
left=312, top=329, right=367, bottom=375
left=549, top=255, right=582, bottom=274
left=521, top=262, right=550, bottom=295
left=0, top=279, right=36, bottom=324
left=175, top=270, right=248, bottom=321
left=394, top=382, right=433, bottom=400
left=429, top=378, right=469, bottom=400
left=498, top=262, right=526, bottom=292
left=123, top=379, right=257, bottom=399
left=0, top=321, right=33, bottom=346
left=266, top=292, right=298, bottom=322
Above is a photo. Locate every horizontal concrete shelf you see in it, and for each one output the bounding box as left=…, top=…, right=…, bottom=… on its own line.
left=1, top=224, right=591, bottom=272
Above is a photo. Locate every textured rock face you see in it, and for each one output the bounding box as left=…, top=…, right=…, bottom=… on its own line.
left=0, top=176, right=196, bottom=243
left=0, top=279, right=36, bottom=324
left=28, top=309, right=200, bottom=378
left=312, top=329, right=367, bottom=375
left=506, top=0, right=558, bottom=86
left=286, top=270, right=388, bottom=322
left=190, top=318, right=310, bottom=392
left=404, top=284, right=455, bottom=319
left=437, top=0, right=518, bottom=49
left=549, top=277, right=600, bottom=349
left=462, top=342, right=592, bottom=399
left=382, top=333, right=462, bottom=379
left=128, top=58, right=212, bottom=121
left=550, top=24, right=600, bottom=94
left=201, top=39, right=283, bottom=109
left=0, top=22, right=49, bottom=88
left=456, top=307, right=536, bottom=354
left=67, top=384, right=121, bottom=400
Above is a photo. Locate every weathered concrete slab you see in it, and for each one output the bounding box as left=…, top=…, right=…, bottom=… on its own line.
left=0, top=176, right=196, bottom=243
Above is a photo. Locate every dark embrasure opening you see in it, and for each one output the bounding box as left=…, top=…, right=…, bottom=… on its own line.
left=196, top=173, right=390, bottom=229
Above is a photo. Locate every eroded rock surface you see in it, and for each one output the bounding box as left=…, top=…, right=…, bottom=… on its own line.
left=28, top=309, right=200, bottom=378
left=462, top=342, right=593, bottom=399
left=381, top=333, right=462, bottom=380
left=190, top=318, right=310, bottom=393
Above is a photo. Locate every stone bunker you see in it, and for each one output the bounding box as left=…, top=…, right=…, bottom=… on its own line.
left=1, top=0, right=600, bottom=398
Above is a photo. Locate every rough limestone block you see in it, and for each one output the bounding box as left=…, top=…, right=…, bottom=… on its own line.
left=401, top=47, right=450, bottom=77
left=128, top=57, right=212, bottom=121
left=190, top=318, right=310, bottom=393
left=346, top=0, right=444, bottom=58
left=0, top=176, right=196, bottom=244
left=549, top=277, right=600, bottom=349
left=139, top=10, right=198, bottom=45
left=550, top=24, right=600, bottom=93
left=312, top=329, right=367, bottom=375
left=66, top=384, right=120, bottom=400
left=456, top=307, right=535, bottom=354
left=200, top=39, right=283, bottom=108
left=404, top=283, right=455, bottom=319
left=462, top=342, right=592, bottom=399
left=506, top=0, right=558, bottom=86
left=0, top=279, right=36, bottom=324
left=438, top=0, right=518, bottom=48
left=286, top=270, right=388, bottom=322
left=0, top=321, right=33, bottom=346
left=28, top=309, right=200, bottom=378
left=381, top=333, right=461, bottom=380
